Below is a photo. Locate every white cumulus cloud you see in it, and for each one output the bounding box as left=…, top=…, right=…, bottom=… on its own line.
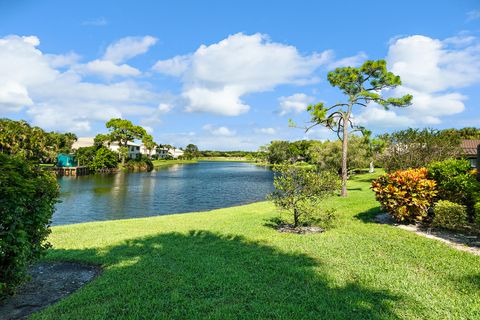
left=0, top=34, right=160, bottom=132
left=278, top=93, right=315, bottom=116
left=202, top=124, right=236, bottom=136
left=254, top=127, right=276, bottom=135
left=153, top=33, right=330, bottom=116
left=79, top=59, right=141, bottom=77
left=103, top=36, right=157, bottom=64
left=356, top=34, right=480, bottom=128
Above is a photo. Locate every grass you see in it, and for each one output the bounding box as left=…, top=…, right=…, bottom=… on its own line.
left=32, top=171, right=480, bottom=319
left=197, top=157, right=252, bottom=162
left=151, top=159, right=198, bottom=167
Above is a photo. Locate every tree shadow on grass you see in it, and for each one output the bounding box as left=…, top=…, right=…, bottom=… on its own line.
left=37, top=231, right=402, bottom=319
left=355, top=206, right=383, bottom=223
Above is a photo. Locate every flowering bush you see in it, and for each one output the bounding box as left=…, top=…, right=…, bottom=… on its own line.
left=371, top=168, right=437, bottom=222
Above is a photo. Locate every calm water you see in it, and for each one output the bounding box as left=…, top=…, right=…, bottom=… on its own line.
left=53, top=161, right=274, bottom=225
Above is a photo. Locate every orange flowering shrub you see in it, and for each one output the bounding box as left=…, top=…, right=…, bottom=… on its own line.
left=371, top=168, right=437, bottom=222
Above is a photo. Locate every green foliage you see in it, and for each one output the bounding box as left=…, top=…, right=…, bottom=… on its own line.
left=0, top=118, right=77, bottom=163
left=91, top=147, right=119, bottom=171
left=184, top=144, right=200, bottom=159
left=379, top=128, right=461, bottom=172
left=142, top=134, right=157, bottom=158
left=432, top=200, right=468, bottom=231
left=105, top=118, right=147, bottom=164
left=267, top=140, right=291, bottom=164
left=441, top=127, right=480, bottom=140
left=94, top=133, right=110, bottom=147
left=427, top=159, right=479, bottom=213
left=0, top=153, right=59, bottom=296
left=306, top=60, right=412, bottom=196
left=475, top=202, right=480, bottom=225
left=269, top=165, right=340, bottom=227
left=75, top=146, right=118, bottom=172
left=123, top=156, right=154, bottom=172
left=309, top=136, right=370, bottom=172
left=371, top=168, right=437, bottom=223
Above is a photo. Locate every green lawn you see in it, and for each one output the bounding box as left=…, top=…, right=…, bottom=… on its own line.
left=151, top=159, right=198, bottom=167
left=197, top=157, right=252, bottom=162
left=33, top=171, right=480, bottom=319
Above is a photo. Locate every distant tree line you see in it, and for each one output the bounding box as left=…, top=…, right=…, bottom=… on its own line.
left=259, top=127, right=476, bottom=174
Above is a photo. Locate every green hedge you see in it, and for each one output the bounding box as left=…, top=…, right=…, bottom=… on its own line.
left=427, top=159, right=479, bottom=216
left=432, top=200, right=468, bottom=231
left=0, top=153, right=59, bottom=296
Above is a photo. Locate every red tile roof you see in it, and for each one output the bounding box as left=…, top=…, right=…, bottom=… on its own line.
left=461, top=140, right=480, bottom=156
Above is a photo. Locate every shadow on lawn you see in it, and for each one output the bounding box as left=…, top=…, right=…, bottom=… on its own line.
left=40, top=231, right=402, bottom=319
left=355, top=206, right=383, bottom=223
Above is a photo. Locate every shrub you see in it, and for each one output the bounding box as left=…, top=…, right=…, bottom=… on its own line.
left=123, top=156, right=153, bottom=172
left=76, top=146, right=119, bottom=172
left=91, top=147, right=119, bottom=171
left=475, top=202, right=480, bottom=225
left=432, top=200, right=468, bottom=230
left=0, top=153, right=59, bottom=296
left=269, top=165, right=340, bottom=228
left=371, top=168, right=437, bottom=223
left=427, top=159, right=480, bottom=215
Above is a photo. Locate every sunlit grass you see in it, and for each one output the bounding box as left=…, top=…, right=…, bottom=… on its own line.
left=151, top=159, right=198, bottom=167
left=33, top=170, right=480, bottom=319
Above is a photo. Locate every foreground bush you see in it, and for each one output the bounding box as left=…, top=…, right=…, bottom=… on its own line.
left=371, top=168, right=437, bottom=223
left=427, top=159, right=479, bottom=213
left=475, top=202, right=480, bottom=225
left=0, top=153, right=59, bottom=296
left=432, top=200, right=467, bottom=230
left=269, top=165, right=339, bottom=228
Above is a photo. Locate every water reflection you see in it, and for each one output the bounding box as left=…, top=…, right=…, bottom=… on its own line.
left=53, top=162, right=274, bottom=225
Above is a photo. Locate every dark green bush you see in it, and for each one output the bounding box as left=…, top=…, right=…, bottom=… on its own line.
left=0, top=153, right=59, bottom=296
left=427, top=159, right=479, bottom=216
left=475, top=202, right=480, bottom=225
left=123, top=156, right=153, bottom=172
left=76, top=146, right=119, bottom=172
left=432, top=200, right=467, bottom=230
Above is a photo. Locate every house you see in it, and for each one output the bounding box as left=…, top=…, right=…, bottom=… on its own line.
left=460, top=139, right=480, bottom=168
left=72, top=137, right=95, bottom=149
left=72, top=137, right=141, bottom=159
left=108, top=142, right=141, bottom=159
left=140, top=144, right=157, bottom=157
left=156, top=147, right=184, bottom=159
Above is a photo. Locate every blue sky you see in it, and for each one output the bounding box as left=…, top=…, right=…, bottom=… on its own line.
left=1, top=0, right=479, bottom=150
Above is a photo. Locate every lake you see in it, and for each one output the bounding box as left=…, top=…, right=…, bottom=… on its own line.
left=53, top=161, right=274, bottom=225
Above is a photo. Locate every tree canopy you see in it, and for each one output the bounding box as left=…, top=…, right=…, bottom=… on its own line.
left=305, top=60, right=412, bottom=196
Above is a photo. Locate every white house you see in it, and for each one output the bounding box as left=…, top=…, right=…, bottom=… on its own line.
left=109, top=142, right=141, bottom=159
left=156, top=147, right=184, bottom=159
left=72, top=137, right=141, bottom=159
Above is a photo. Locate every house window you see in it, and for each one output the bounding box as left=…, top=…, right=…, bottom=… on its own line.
left=470, top=158, right=477, bottom=168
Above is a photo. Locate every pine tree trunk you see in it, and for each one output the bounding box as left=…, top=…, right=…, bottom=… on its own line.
left=341, top=117, right=349, bottom=197
left=293, top=207, right=299, bottom=228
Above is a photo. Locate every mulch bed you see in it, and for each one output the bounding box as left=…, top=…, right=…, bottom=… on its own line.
left=0, top=262, right=101, bottom=320
left=276, top=224, right=325, bottom=234
left=374, top=213, right=480, bottom=256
